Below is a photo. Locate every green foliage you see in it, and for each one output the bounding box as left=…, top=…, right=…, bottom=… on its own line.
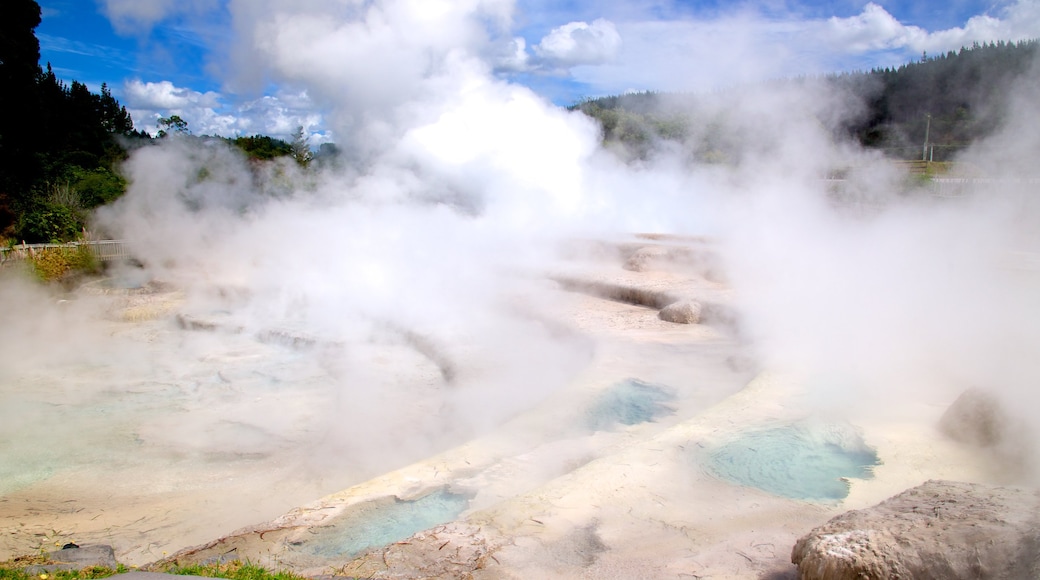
left=573, top=40, right=1040, bottom=162
left=230, top=135, right=292, bottom=160
left=0, top=564, right=128, bottom=580
left=68, top=167, right=126, bottom=208
left=573, top=92, right=699, bottom=160
left=26, top=244, right=98, bottom=282
left=832, top=39, right=1040, bottom=159
left=160, top=561, right=308, bottom=580
left=157, top=115, right=189, bottom=138
left=0, top=2, right=141, bottom=236
left=0, top=561, right=305, bottom=580
left=17, top=202, right=80, bottom=243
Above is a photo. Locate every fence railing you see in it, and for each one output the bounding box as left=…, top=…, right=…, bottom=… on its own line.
left=0, top=240, right=130, bottom=265
left=928, top=177, right=1040, bottom=198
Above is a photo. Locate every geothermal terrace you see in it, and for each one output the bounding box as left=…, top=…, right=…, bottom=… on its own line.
left=0, top=234, right=1013, bottom=578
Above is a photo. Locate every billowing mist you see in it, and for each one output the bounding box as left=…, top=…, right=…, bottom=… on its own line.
left=4, top=0, right=1040, bottom=566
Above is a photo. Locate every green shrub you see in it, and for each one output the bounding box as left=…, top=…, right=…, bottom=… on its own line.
left=17, top=203, right=81, bottom=243
left=27, top=245, right=99, bottom=282
left=71, top=167, right=126, bottom=208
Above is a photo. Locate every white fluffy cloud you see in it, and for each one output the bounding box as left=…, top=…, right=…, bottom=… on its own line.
left=823, top=3, right=927, bottom=52
left=99, top=0, right=1040, bottom=132
left=99, top=0, right=220, bottom=33
left=533, top=19, right=622, bottom=67
left=548, top=0, right=1040, bottom=96
left=123, top=79, right=325, bottom=140
left=821, top=1, right=1040, bottom=54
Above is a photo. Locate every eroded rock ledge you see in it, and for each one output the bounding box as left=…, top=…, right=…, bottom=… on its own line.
left=791, top=479, right=1040, bottom=580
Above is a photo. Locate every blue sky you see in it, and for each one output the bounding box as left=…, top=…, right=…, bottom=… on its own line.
left=35, top=0, right=1040, bottom=140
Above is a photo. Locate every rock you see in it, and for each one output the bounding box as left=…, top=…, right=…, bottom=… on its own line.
left=791, top=480, right=1040, bottom=580
left=659, top=300, right=701, bottom=324
left=938, top=388, right=1037, bottom=479
left=25, top=544, right=119, bottom=574
left=623, top=246, right=669, bottom=272
left=938, top=388, right=1006, bottom=447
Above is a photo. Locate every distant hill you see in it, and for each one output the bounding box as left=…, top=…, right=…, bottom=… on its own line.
left=571, top=40, right=1039, bottom=163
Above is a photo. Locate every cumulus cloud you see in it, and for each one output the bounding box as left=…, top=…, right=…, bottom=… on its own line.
left=123, top=79, right=326, bottom=140
left=533, top=19, right=622, bottom=67
left=98, top=0, right=221, bottom=34
left=823, top=3, right=928, bottom=52
left=126, top=79, right=222, bottom=110
left=823, top=1, right=1040, bottom=55
left=531, top=0, right=1040, bottom=97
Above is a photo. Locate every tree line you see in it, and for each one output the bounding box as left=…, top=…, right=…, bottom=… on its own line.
left=572, top=39, right=1039, bottom=164
left=0, top=0, right=325, bottom=243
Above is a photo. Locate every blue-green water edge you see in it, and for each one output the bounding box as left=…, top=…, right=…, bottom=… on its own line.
left=304, top=488, right=473, bottom=558
left=702, top=421, right=880, bottom=500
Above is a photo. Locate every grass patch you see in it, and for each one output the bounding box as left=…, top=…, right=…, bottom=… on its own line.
left=0, top=560, right=307, bottom=580
left=158, top=561, right=308, bottom=580
left=0, top=565, right=128, bottom=580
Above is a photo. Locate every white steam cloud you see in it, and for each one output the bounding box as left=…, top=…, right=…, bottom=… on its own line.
left=7, top=0, right=1040, bottom=563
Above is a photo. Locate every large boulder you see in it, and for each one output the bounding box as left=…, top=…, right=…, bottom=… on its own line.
left=659, top=300, right=702, bottom=324
left=938, top=388, right=1006, bottom=447
left=623, top=246, right=669, bottom=272
left=937, top=388, right=1036, bottom=479
left=791, top=480, right=1040, bottom=580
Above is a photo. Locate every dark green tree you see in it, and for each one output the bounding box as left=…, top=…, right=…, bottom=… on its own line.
left=157, top=115, right=189, bottom=137
left=0, top=0, right=145, bottom=241
left=0, top=0, right=44, bottom=229
left=231, top=134, right=292, bottom=160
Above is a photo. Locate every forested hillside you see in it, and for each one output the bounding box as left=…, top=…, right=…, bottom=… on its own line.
left=0, top=1, right=144, bottom=243
left=0, top=1, right=309, bottom=244
left=573, top=40, right=1039, bottom=163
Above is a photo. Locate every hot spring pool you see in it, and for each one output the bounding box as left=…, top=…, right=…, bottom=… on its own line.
left=702, top=420, right=880, bottom=500
left=585, top=379, right=677, bottom=431
left=304, top=487, right=473, bottom=558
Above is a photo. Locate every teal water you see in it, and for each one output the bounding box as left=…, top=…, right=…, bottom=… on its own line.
left=703, top=421, right=880, bottom=500
left=585, top=379, right=676, bottom=431
left=306, top=488, right=473, bottom=558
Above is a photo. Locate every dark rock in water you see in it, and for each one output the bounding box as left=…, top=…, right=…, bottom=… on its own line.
left=791, top=480, right=1040, bottom=580
left=25, top=544, right=119, bottom=574
left=658, top=300, right=701, bottom=324
left=938, top=388, right=1006, bottom=447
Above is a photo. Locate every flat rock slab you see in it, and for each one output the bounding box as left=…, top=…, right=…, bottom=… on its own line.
left=25, top=545, right=118, bottom=574
left=791, top=479, right=1040, bottom=580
